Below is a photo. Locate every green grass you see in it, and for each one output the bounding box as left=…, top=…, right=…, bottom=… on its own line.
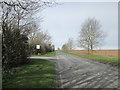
left=34, top=52, right=56, bottom=57
left=3, top=59, right=56, bottom=88
left=62, top=51, right=119, bottom=67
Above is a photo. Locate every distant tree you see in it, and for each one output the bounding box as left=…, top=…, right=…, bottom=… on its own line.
left=78, top=18, right=106, bottom=54
left=62, top=44, right=69, bottom=51
left=51, top=45, right=55, bottom=51
left=67, top=38, right=74, bottom=51
left=62, top=38, right=74, bottom=52
left=57, top=48, right=60, bottom=50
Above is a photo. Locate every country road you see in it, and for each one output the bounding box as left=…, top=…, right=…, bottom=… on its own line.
left=56, top=51, right=118, bottom=88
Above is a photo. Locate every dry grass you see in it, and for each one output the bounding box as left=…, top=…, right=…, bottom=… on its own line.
left=71, top=49, right=119, bottom=58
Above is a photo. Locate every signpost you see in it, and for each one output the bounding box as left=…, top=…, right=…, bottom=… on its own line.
left=36, top=45, right=40, bottom=49
left=36, top=45, right=40, bottom=55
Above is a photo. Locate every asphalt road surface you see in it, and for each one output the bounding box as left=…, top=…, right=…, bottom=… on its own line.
left=56, top=51, right=118, bottom=88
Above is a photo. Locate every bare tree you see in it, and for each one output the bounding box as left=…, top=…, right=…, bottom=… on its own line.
left=28, top=27, right=53, bottom=54
left=67, top=38, right=74, bottom=51
left=0, top=0, right=56, bottom=72
left=62, top=44, right=69, bottom=51
left=78, top=18, right=106, bottom=54
left=28, top=29, right=52, bottom=46
left=62, top=38, right=74, bottom=52
left=0, top=0, right=56, bottom=11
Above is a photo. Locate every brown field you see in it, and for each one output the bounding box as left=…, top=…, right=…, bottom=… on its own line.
left=71, top=49, right=119, bottom=58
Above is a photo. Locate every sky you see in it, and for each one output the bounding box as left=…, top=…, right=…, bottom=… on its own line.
left=35, top=2, right=118, bottom=50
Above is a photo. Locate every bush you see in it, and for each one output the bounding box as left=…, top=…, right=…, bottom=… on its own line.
left=2, top=29, right=30, bottom=73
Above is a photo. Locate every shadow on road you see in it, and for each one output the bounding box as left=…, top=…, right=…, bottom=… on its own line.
left=56, top=51, right=118, bottom=88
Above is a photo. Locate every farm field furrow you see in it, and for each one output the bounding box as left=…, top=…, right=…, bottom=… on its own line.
left=70, top=50, right=119, bottom=58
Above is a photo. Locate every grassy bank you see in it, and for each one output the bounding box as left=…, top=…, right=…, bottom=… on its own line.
left=34, top=52, right=56, bottom=57
left=62, top=51, right=119, bottom=67
left=3, top=59, right=56, bottom=88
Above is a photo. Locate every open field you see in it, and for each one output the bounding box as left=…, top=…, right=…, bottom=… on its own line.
left=70, top=50, right=119, bottom=58
left=62, top=51, right=119, bottom=67
left=3, top=59, right=56, bottom=88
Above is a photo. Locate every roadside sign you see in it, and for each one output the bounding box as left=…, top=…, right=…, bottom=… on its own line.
left=36, top=45, right=40, bottom=49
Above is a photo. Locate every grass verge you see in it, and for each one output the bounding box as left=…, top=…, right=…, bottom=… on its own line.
left=34, top=52, right=56, bottom=57
left=62, top=51, right=119, bottom=67
left=3, top=59, right=56, bottom=88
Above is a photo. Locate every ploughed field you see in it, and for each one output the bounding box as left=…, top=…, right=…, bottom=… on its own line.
left=71, top=50, right=119, bottom=58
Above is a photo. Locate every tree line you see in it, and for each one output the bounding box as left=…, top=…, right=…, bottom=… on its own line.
left=62, top=18, right=106, bottom=54
left=0, top=0, right=55, bottom=73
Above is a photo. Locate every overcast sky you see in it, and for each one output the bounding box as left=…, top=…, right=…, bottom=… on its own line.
left=36, top=2, right=118, bottom=50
